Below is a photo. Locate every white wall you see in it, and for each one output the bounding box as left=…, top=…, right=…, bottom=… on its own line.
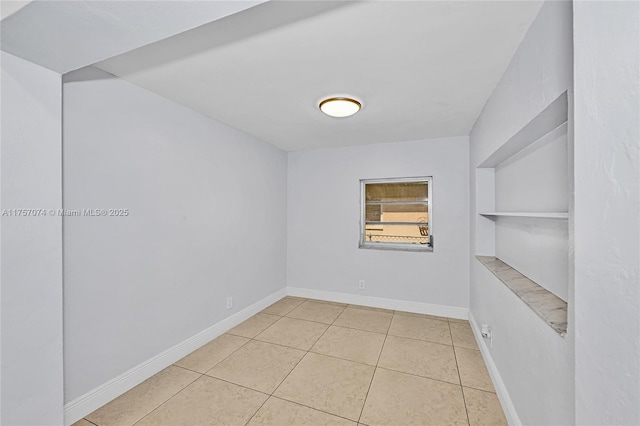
left=1, top=52, right=64, bottom=425
left=62, top=67, right=287, bottom=402
left=469, top=2, right=574, bottom=424
left=573, top=1, right=640, bottom=424
left=288, top=137, right=469, bottom=312
left=494, top=124, right=569, bottom=301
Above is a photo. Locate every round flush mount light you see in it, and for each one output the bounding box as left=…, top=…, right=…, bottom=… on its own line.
left=319, top=97, right=361, bottom=118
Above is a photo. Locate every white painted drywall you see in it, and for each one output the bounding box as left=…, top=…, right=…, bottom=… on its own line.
left=573, top=2, right=640, bottom=424
left=62, top=67, right=287, bottom=402
left=287, top=137, right=469, bottom=310
left=1, top=1, right=264, bottom=73
left=1, top=51, right=64, bottom=425
left=96, top=1, right=543, bottom=152
left=494, top=124, right=568, bottom=213
left=494, top=123, right=569, bottom=300
left=469, top=1, right=574, bottom=424
left=472, top=261, right=573, bottom=422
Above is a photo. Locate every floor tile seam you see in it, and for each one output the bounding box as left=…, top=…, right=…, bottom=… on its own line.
left=387, top=313, right=453, bottom=346
left=392, top=311, right=450, bottom=322
left=249, top=335, right=313, bottom=353
left=80, top=419, right=98, bottom=426
left=268, top=306, right=352, bottom=414
left=227, top=321, right=280, bottom=339
left=448, top=320, right=474, bottom=328
left=305, top=298, right=347, bottom=307
left=129, top=370, right=202, bottom=426
left=285, top=297, right=308, bottom=302
left=268, top=395, right=359, bottom=424
left=461, top=385, right=498, bottom=395
left=346, top=304, right=394, bottom=314
left=202, top=366, right=299, bottom=395
left=453, top=346, right=484, bottom=358
left=452, top=342, right=495, bottom=392
left=357, top=332, right=390, bottom=423
left=202, top=338, right=308, bottom=389
left=284, top=301, right=348, bottom=326
left=277, top=314, right=338, bottom=327
left=203, top=335, right=310, bottom=395
left=375, top=365, right=463, bottom=388
left=226, top=330, right=255, bottom=339
left=449, top=319, right=472, bottom=426
left=211, top=335, right=253, bottom=369
left=281, top=306, right=301, bottom=316
left=454, top=344, right=481, bottom=351
left=302, top=302, right=348, bottom=350
left=243, top=393, right=271, bottom=426
left=267, top=346, right=311, bottom=400
left=385, top=331, right=454, bottom=347
left=384, top=312, right=394, bottom=335
left=259, top=310, right=285, bottom=317
left=272, top=299, right=306, bottom=316
left=171, top=364, right=206, bottom=376
left=285, top=314, right=342, bottom=325
left=461, top=383, right=498, bottom=394
left=328, top=322, right=390, bottom=336
left=332, top=303, right=350, bottom=323
left=197, top=374, right=272, bottom=398
left=316, top=302, right=349, bottom=308
left=448, top=325, right=481, bottom=350
left=306, top=348, right=379, bottom=368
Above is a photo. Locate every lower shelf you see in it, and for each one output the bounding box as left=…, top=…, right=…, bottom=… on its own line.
left=475, top=255, right=567, bottom=336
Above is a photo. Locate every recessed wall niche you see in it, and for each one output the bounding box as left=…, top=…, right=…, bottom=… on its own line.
left=475, top=92, right=569, bottom=335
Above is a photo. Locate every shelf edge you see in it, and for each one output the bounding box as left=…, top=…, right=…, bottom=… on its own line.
left=475, top=255, right=568, bottom=336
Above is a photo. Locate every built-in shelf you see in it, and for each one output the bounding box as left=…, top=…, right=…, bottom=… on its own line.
left=477, top=92, right=568, bottom=168
left=480, top=212, right=568, bottom=219
left=475, top=255, right=567, bottom=336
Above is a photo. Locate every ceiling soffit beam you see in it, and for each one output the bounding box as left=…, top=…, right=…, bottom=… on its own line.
left=0, top=0, right=267, bottom=74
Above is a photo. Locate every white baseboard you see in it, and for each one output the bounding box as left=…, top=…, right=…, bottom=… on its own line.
left=287, top=287, right=468, bottom=320
left=468, top=311, right=521, bottom=426
left=63, top=287, right=287, bottom=426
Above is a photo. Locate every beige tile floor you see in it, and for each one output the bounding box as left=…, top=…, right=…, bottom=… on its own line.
left=75, top=297, right=507, bottom=426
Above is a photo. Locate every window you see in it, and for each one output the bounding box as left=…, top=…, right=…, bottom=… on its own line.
left=359, top=177, right=433, bottom=252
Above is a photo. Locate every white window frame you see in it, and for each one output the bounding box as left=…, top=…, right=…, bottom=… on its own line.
left=359, top=176, right=433, bottom=252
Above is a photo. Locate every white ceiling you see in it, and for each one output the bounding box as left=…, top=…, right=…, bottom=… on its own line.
left=1, top=0, right=265, bottom=73
left=97, top=1, right=542, bottom=151
left=0, top=1, right=32, bottom=20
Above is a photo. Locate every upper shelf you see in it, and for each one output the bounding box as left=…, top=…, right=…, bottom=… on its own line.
left=480, top=212, right=568, bottom=219
left=477, top=92, right=568, bottom=168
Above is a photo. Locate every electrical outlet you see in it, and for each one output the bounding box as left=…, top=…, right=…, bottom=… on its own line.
left=358, top=280, right=365, bottom=290
left=226, top=297, right=233, bottom=310
left=481, top=324, right=492, bottom=347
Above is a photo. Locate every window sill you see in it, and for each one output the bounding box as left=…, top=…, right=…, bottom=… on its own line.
left=475, top=255, right=567, bottom=336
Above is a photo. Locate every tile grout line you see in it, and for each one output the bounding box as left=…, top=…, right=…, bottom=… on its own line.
left=133, top=333, right=254, bottom=425
left=461, top=384, right=501, bottom=395
left=449, top=319, right=472, bottom=426
left=356, top=310, right=395, bottom=424
left=320, top=322, right=388, bottom=337
left=267, top=395, right=359, bottom=424
left=256, top=299, right=479, bottom=422
left=97, top=297, right=482, bottom=426
left=130, top=371, right=203, bottom=426
left=258, top=302, right=349, bottom=422
left=171, top=363, right=206, bottom=375
left=267, top=303, right=462, bottom=348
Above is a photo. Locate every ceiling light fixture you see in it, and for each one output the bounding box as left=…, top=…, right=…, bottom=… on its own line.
left=319, top=97, right=361, bottom=118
